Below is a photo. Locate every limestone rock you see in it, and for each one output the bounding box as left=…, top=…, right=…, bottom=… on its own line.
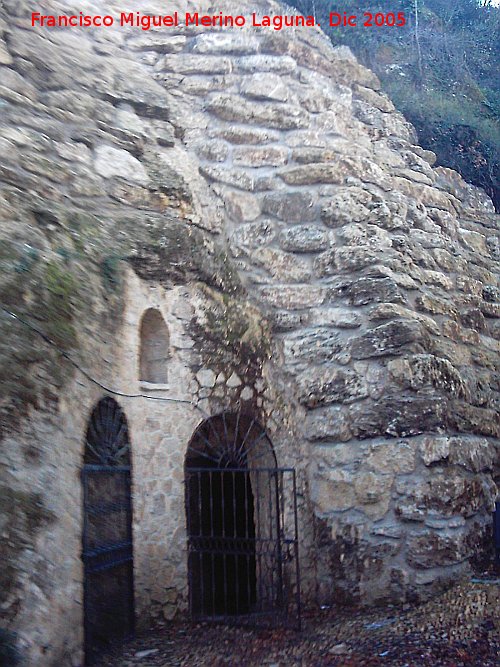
left=388, top=354, right=467, bottom=397
left=321, top=187, right=372, bottom=227
left=223, top=190, right=261, bottom=222
left=297, top=368, right=368, bottom=407
left=331, top=277, right=406, bottom=306
left=407, top=532, right=470, bottom=569
left=251, top=247, right=311, bottom=282
left=305, top=407, right=352, bottom=442
left=207, top=95, right=307, bottom=129
left=279, top=225, right=331, bottom=253
left=94, top=145, right=149, bottom=185
left=367, top=441, right=416, bottom=474
left=240, top=72, right=289, bottom=102
left=262, top=192, right=316, bottom=222
left=350, top=395, right=448, bottom=438
left=282, top=327, right=343, bottom=364
left=350, top=320, right=428, bottom=359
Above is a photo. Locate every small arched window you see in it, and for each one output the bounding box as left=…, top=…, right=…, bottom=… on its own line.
left=139, top=308, right=170, bottom=383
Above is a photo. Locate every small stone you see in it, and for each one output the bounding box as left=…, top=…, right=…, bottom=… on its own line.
left=135, top=649, right=159, bottom=659
left=196, top=369, right=216, bottom=388
left=240, top=386, right=253, bottom=401
left=329, top=643, right=348, bottom=655
left=227, top=372, right=242, bottom=388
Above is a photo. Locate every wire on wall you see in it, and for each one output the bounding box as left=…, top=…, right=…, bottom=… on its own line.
left=1, top=305, right=195, bottom=406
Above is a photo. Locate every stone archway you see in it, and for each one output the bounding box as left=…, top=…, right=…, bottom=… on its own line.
left=184, top=413, right=301, bottom=627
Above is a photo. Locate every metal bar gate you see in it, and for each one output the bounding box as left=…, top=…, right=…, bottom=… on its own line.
left=185, top=466, right=301, bottom=629
left=82, top=464, right=134, bottom=664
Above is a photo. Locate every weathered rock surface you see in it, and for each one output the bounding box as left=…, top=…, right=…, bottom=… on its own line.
left=0, top=0, right=498, bottom=664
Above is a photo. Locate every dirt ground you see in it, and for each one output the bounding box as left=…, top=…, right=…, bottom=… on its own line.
left=98, top=579, right=499, bottom=667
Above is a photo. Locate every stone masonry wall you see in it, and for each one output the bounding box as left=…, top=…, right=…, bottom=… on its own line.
left=123, top=0, right=498, bottom=605
left=0, top=0, right=499, bottom=664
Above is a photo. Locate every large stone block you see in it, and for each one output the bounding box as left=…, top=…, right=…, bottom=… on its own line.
left=313, top=250, right=337, bottom=277
left=207, top=95, right=307, bottom=129
left=258, top=285, right=327, bottom=309
left=350, top=320, right=428, bottom=359
left=279, top=225, right=331, bottom=253
left=407, top=532, right=471, bottom=569
left=337, top=222, right=392, bottom=247
left=199, top=164, right=254, bottom=190
left=448, top=437, right=497, bottom=472
left=262, top=191, right=316, bottom=221
left=214, top=127, right=281, bottom=145
left=398, top=471, right=496, bottom=520
left=309, top=307, right=362, bottom=329
left=233, top=145, right=288, bottom=167
left=297, top=368, right=368, bottom=407
left=449, top=402, right=500, bottom=438
left=240, top=72, right=289, bottom=101
left=350, top=395, right=448, bottom=438
left=280, top=162, right=350, bottom=185
left=251, top=247, right=311, bottom=282
left=311, top=470, right=356, bottom=513
left=354, top=471, right=392, bottom=520
left=331, top=277, right=406, bottom=306
left=305, top=407, right=353, bottom=442
left=367, top=441, right=416, bottom=474
left=192, top=33, right=261, bottom=55
left=387, top=354, right=467, bottom=397
left=282, top=327, right=343, bottom=364
left=236, top=54, right=297, bottom=73
left=335, top=246, right=389, bottom=272
left=223, top=189, right=261, bottom=222
left=368, top=303, right=441, bottom=335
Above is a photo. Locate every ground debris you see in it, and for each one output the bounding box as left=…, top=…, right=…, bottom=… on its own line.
left=99, top=581, right=499, bottom=666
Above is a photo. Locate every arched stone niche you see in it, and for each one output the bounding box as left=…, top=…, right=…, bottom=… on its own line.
left=138, top=308, right=170, bottom=384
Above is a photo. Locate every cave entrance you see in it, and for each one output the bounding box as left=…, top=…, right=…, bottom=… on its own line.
left=185, top=413, right=301, bottom=628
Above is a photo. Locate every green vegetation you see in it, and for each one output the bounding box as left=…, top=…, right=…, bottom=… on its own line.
left=289, top=0, right=500, bottom=209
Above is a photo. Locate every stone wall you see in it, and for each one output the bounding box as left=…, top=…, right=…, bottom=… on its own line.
left=0, top=0, right=498, bottom=664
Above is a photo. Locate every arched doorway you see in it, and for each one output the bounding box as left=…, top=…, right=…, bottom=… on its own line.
left=82, top=397, right=134, bottom=664
left=185, top=413, right=301, bottom=628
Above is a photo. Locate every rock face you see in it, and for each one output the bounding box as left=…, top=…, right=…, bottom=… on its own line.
left=0, top=0, right=499, bottom=664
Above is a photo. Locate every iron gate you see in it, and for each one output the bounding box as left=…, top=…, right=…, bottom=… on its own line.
left=82, top=398, right=134, bottom=664
left=185, top=413, right=301, bottom=630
